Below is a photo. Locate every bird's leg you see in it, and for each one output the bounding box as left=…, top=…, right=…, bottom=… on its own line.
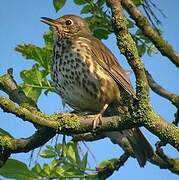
left=75, top=104, right=109, bottom=129
left=92, top=104, right=109, bottom=129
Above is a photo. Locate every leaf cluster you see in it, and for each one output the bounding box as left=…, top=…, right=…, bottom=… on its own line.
left=15, top=31, right=55, bottom=102
left=0, top=141, right=92, bottom=179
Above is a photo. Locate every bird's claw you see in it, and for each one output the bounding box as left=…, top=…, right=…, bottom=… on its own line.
left=92, top=114, right=103, bottom=130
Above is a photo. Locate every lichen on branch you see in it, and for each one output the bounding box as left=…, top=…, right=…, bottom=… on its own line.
left=107, top=0, right=179, bottom=150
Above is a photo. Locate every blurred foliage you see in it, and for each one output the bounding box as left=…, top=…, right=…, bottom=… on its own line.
left=0, top=0, right=161, bottom=179
left=0, top=141, right=101, bottom=179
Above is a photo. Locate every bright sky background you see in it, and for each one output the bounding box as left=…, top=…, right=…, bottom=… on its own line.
left=0, top=0, right=179, bottom=180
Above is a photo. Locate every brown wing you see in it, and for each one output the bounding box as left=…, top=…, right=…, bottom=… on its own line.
left=78, top=35, right=135, bottom=97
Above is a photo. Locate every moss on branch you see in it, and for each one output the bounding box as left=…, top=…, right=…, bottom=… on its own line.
left=0, top=96, right=140, bottom=134
left=0, top=136, right=13, bottom=167
left=107, top=0, right=179, bottom=150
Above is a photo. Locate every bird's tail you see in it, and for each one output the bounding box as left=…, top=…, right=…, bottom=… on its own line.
left=104, top=128, right=153, bottom=167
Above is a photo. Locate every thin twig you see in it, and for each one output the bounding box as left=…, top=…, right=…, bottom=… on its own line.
left=145, top=70, right=179, bottom=108
left=121, top=0, right=179, bottom=68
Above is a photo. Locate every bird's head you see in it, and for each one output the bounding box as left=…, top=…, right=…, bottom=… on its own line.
left=41, top=15, right=91, bottom=39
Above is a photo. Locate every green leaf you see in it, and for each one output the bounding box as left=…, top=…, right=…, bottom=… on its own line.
left=55, top=163, right=85, bottom=178
left=16, top=44, right=43, bottom=63
left=50, top=159, right=59, bottom=169
left=43, top=164, right=50, bottom=176
left=69, top=142, right=82, bottom=165
left=20, top=67, right=41, bottom=102
left=16, top=31, right=54, bottom=103
left=127, top=19, right=134, bottom=28
left=55, top=143, right=62, bottom=152
left=15, top=43, right=52, bottom=72
left=21, top=64, right=47, bottom=85
left=53, top=0, right=66, bottom=12
left=66, top=142, right=77, bottom=163
left=0, top=159, right=36, bottom=180
left=147, top=44, right=158, bottom=56
left=0, top=128, right=13, bottom=138
left=132, top=0, right=144, bottom=6
left=54, top=165, right=73, bottom=177
left=93, top=27, right=109, bottom=39
left=73, top=0, right=88, bottom=5
left=137, top=44, right=146, bottom=57
left=40, top=149, right=57, bottom=158
left=97, top=0, right=106, bottom=7
left=20, top=64, right=51, bottom=102
left=81, top=152, right=88, bottom=170
left=136, top=29, right=151, bottom=43
left=86, top=15, right=112, bottom=40
left=81, top=5, right=91, bottom=14
left=31, top=163, right=42, bottom=174
left=46, top=145, right=55, bottom=151
left=21, top=86, right=41, bottom=103
left=43, top=31, right=53, bottom=49
left=62, top=170, right=85, bottom=178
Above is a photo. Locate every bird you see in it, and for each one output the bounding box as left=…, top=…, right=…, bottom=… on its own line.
left=41, top=14, right=153, bottom=167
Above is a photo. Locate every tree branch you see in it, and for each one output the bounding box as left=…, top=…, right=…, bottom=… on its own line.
left=106, top=0, right=179, bottom=151
left=0, top=68, right=37, bottom=107
left=0, top=127, right=56, bottom=167
left=12, top=128, right=56, bottom=153
left=73, top=133, right=106, bottom=142
left=107, top=0, right=149, bottom=97
left=0, top=136, right=11, bottom=167
left=96, top=153, right=130, bottom=179
left=121, top=0, right=179, bottom=68
left=145, top=70, right=179, bottom=108
left=0, top=94, right=179, bottom=149
left=145, top=69, right=179, bottom=127
left=0, top=70, right=56, bottom=166
left=75, top=133, right=179, bottom=175
left=174, top=109, right=179, bottom=126
left=0, top=96, right=140, bottom=134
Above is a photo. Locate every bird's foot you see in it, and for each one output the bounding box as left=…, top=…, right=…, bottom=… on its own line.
left=91, top=104, right=108, bottom=129
left=85, top=113, right=103, bottom=130
left=77, top=104, right=108, bottom=130
left=92, top=113, right=103, bottom=129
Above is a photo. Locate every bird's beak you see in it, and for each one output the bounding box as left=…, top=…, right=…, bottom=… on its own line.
left=41, top=17, right=59, bottom=27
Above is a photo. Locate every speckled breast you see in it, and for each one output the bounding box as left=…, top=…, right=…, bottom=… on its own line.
left=51, top=37, right=120, bottom=112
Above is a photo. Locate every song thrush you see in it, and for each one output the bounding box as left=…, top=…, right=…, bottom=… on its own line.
left=41, top=15, right=153, bottom=167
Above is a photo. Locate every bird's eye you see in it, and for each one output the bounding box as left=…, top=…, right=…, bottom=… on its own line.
left=65, top=19, right=73, bottom=26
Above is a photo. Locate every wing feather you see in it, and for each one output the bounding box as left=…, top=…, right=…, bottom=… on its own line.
left=78, top=36, right=135, bottom=96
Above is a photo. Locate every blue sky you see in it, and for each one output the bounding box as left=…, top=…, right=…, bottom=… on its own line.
left=0, top=0, right=179, bottom=179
